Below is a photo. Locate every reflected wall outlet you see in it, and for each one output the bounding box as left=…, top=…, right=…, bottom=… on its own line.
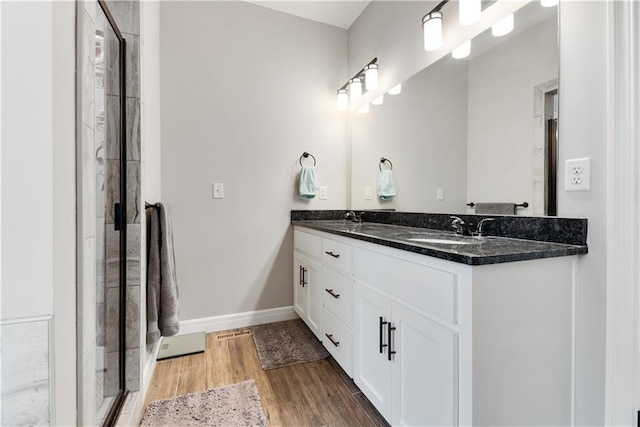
left=319, top=186, right=328, bottom=200
left=364, top=187, right=372, bottom=200
left=565, top=158, right=591, bottom=191
left=213, top=183, right=224, bottom=199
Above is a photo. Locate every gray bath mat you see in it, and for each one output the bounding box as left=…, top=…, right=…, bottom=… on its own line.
left=250, top=319, right=329, bottom=370
left=140, top=379, right=266, bottom=426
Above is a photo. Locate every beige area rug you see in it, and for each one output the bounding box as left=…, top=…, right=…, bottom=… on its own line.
left=140, top=379, right=267, bottom=426
left=250, top=318, right=329, bottom=370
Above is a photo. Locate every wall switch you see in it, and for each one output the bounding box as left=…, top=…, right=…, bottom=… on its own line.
left=565, top=157, right=591, bottom=191
left=213, top=183, right=224, bottom=199
left=436, top=188, right=445, bottom=200
left=364, top=187, right=372, bottom=200
left=319, top=186, right=328, bottom=200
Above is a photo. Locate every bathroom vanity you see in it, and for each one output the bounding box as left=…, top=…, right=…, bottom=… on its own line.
left=291, top=211, right=587, bottom=427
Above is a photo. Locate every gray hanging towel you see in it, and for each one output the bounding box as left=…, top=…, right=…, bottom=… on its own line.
left=474, top=203, right=517, bottom=215
left=146, top=202, right=180, bottom=345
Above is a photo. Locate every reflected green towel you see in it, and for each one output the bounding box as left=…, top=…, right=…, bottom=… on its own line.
left=377, top=170, right=396, bottom=200
left=299, top=165, right=318, bottom=199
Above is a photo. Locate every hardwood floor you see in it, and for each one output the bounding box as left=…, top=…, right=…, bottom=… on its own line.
left=143, top=327, right=389, bottom=426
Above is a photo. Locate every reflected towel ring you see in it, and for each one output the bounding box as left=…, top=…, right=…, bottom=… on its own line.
left=379, top=157, right=393, bottom=171
left=299, top=151, right=316, bottom=167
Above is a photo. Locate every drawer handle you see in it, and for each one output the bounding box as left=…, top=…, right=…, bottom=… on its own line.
left=301, top=267, right=307, bottom=287
left=299, top=266, right=303, bottom=286
left=325, top=289, right=340, bottom=299
left=325, top=333, right=340, bottom=347
left=325, top=251, right=340, bottom=258
left=388, top=323, right=397, bottom=361
left=379, top=317, right=388, bottom=354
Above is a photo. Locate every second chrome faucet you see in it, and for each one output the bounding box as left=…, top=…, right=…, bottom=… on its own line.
left=450, top=216, right=495, bottom=237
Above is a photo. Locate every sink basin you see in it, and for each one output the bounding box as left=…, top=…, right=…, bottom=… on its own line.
left=406, top=238, right=479, bottom=245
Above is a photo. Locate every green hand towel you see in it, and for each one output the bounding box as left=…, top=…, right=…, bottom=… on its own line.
left=377, top=170, right=396, bottom=200
left=299, top=165, right=319, bottom=199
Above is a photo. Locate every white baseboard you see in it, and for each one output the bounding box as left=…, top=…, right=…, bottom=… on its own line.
left=178, top=306, right=298, bottom=335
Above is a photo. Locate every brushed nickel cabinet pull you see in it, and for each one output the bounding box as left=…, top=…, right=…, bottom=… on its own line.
left=325, top=289, right=340, bottom=299
left=379, top=317, right=388, bottom=354
left=325, top=333, right=340, bottom=347
left=325, top=251, right=340, bottom=258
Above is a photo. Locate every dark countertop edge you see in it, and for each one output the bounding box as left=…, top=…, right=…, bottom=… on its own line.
left=292, top=220, right=588, bottom=266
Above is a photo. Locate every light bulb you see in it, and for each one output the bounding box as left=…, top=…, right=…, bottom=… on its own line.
left=422, top=11, right=443, bottom=52
left=372, top=95, right=384, bottom=106
left=350, top=78, right=362, bottom=103
left=459, top=0, right=481, bottom=26
left=336, top=89, right=348, bottom=111
left=541, top=0, right=558, bottom=6
left=452, top=40, right=471, bottom=59
left=365, top=64, right=379, bottom=91
left=388, top=84, right=402, bottom=95
left=492, top=14, right=514, bottom=37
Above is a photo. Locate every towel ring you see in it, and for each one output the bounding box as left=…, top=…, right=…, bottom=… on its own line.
left=379, top=157, right=393, bottom=171
left=299, top=152, right=316, bottom=167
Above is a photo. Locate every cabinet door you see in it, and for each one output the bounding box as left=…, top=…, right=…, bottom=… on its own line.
left=391, top=303, right=458, bottom=427
left=353, top=282, right=393, bottom=420
left=293, top=252, right=322, bottom=339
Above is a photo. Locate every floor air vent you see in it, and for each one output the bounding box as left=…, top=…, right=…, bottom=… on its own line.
left=216, top=330, right=251, bottom=340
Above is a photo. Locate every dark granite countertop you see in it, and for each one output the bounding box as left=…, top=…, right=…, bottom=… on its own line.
left=291, top=219, right=588, bottom=266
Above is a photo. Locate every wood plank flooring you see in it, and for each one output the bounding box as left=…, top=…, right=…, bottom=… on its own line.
left=143, top=327, right=389, bottom=426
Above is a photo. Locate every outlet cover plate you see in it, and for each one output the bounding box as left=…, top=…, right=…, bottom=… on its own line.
left=565, top=157, right=591, bottom=191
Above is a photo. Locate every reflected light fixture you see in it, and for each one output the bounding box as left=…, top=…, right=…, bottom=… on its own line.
left=358, top=103, right=370, bottom=114
left=492, top=13, right=514, bottom=37
left=336, top=89, right=348, bottom=111
left=350, top=77, right=363, bottom=103
left=364, top=63, right=379, bottom=91
left=388, top=84, right=402, bottom=95
left=452, top=40, right=471, bottom=59
left=459, top=0, right=481, bottom=26
left=422, top=10, right=443, bottom=51
left=372, top=95, right=384, bottom=106
left=540, top=0, right=558, bottom=6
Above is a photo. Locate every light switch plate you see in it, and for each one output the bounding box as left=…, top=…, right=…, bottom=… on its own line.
left=436, top=188, right=444, bottom=200
left=213, top=183, right=224, bottom=199
left=364, top=187, right=372, bottom=200
left=319, top=186, right=328, bottom=200
left=565, top=158, right=591, bottom=191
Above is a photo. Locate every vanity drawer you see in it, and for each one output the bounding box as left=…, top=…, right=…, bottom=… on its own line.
left=322, top=308, right=352, bottom=376
left=322, top=266, right=353, bottom=326
left=294, top=229, right=322, bottom=259
left=322, top=238, right=353, bottom=274
left=354, top=247, right=458, bottom=324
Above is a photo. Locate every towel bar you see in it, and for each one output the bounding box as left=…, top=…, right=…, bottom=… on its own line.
left=467, top=202, right=529, bottom=208
left=379, top=157, right=393, bottom=171
left=299, top=152, right=316, bottom=167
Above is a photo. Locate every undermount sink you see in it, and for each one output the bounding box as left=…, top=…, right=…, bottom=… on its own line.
left=406, top=237, right=479, bottom=245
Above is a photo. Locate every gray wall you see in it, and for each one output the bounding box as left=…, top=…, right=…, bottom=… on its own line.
left=159, top=1, right=348, bottom=320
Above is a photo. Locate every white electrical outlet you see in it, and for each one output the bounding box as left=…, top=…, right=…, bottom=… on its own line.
left=436, top=188, right=444, bottom=200
left=565, top=158, right=591, bottom=191
left=319, top=186, right=328, bottom=200
left=213, top=183, right=224, bottom=199
left=364, top=187, right=372, bottom=200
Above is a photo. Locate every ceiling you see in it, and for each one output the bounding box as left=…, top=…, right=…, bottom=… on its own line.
left=245, top=1, right=372, bottom=30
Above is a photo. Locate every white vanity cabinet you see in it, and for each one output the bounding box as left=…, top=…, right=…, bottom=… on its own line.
left=293, top=225, right=576, bottom=426
left=293, top=229, right=323, bottom=339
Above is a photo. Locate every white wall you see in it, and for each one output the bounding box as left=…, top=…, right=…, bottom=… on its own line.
left=160, top=1, right=348, bottom=320
left=467, top=17, right=557, bottom=209
left=558, top=2, right=608, bottom=425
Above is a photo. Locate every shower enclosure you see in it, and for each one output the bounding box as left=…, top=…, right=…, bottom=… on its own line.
left=93, top=1, right=128, bottom=424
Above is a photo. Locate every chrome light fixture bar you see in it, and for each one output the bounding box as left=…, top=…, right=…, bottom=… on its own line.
left=335, top=57, right=378, bottom=111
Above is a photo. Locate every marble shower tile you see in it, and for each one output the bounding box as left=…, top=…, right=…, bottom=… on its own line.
left=97, top=302, right=106, bottom=347
left=96, top=218, right=105, bottom=262
left=105, top=29, right=120, bottom=97
left=532, top=116, right=545, bottom=150
left=126, top=348, right=141, bottom=391
left=82, top=125, right=97, bottom=239
left=106, top=95, right=121, bottom=160
left=105, top=287, right=120, bottom=352
left=81, top=345, right=97, bottom=426
left=105, top=351, right=120, bottom=397
left=126, top=97, right=141, bottom=161
left=96, top=175, right=106, bottom=219
left=82, top=237, right=97, bottom=354
left=0, top=320, right=51, bottom=426
left=97, top=260, right=105, bottom=302
left=127, top=161, right=141, bottom=223
left=126, top=286, right=140, bottom=349
left=84, top=0, right=97, bottom=23
left=126, top=36, right=140, bottom=98
left=105, top=160, right=120, bottom=225
left=82, top=10, right=96, bottom=129
left=106, top=1, right=140, bottom=36
left=533, top=147, right=545, bottom=179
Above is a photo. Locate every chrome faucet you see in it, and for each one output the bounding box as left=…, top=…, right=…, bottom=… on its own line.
left=450, top=216, right=470, bottom=235
left=345, top=211, right=365, bottom=223
left=475, top=218, right=495, bottom=236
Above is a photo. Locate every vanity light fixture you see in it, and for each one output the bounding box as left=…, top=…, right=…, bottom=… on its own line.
left=388, top=84, right=402, bottom=95
left=422, top=10, right=444, bottom=51
left=540, top=0, right=558, bottom=7
left=372, top=95, right=384, bottom=106
left=336, top=89, right=348, bottom=111
left=491, top=13, right=514, bottom=37
left=459, top=0, right=481, bottom=26
left=334, top=57, right=378, bottom=111
left=452, top=40, right=471, bottom=59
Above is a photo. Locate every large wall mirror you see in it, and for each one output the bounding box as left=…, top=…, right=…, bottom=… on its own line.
left=350, top=1, right=558, bottom=216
